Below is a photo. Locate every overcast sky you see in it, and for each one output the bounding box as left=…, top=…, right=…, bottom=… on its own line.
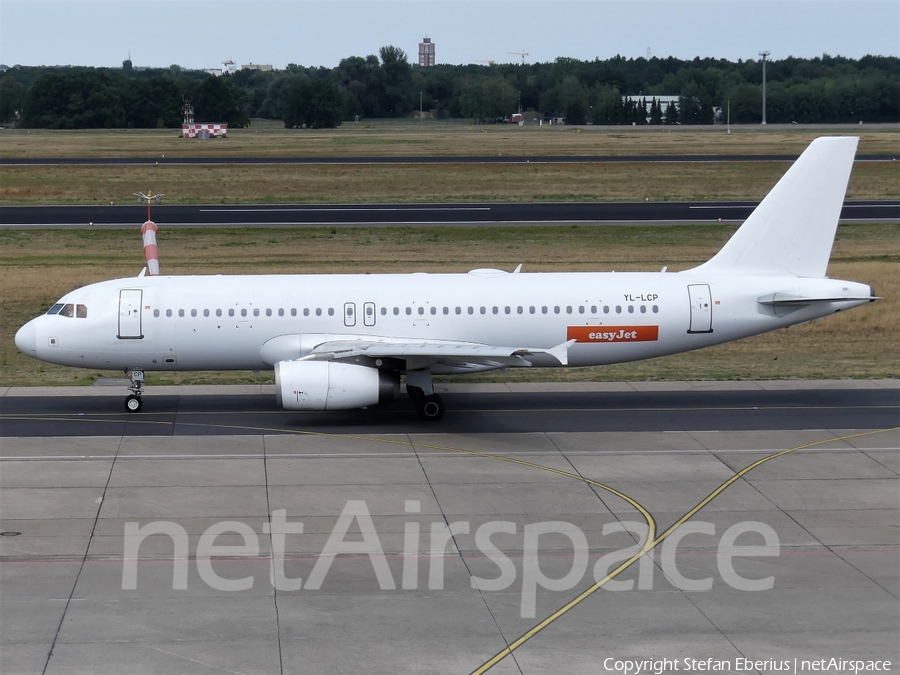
left=1, top=0, right=897, bottom=70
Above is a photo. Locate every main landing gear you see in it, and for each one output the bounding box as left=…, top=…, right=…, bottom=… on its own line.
left=407, top=385, right=445, bottom=421
left=124, top=370, right=144, bottom=413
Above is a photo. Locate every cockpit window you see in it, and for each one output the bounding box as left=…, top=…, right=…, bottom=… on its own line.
left=47, top=303, right=64, bottom=315
left=59, top=303, right=75, bottom=318
left=76, top=304, right=87, bottom=318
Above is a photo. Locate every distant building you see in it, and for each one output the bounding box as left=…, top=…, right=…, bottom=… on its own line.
left=418, top=37, right=435, bottom=67
left=241, top=63, right=273, bottom=72
left=624, top=95, right=679, bottom=113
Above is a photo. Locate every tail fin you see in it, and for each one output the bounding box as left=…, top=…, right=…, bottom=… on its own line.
left=691, top=136, right=858, bottom=277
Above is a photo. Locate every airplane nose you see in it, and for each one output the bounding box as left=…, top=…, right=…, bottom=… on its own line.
left=15, top=320, right=36, bottom=355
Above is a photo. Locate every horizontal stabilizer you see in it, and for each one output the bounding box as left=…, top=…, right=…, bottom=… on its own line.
left=758, top=292, right=876, bottom=306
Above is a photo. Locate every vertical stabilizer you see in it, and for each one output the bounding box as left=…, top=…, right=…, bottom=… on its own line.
left=691, top=136, right=858, bottom=277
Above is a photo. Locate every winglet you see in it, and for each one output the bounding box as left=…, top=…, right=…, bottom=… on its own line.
left=547, top=339, right=577, bottom=366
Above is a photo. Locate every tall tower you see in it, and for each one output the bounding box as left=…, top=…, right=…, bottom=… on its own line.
left=418, top=37, right=435, bottom=67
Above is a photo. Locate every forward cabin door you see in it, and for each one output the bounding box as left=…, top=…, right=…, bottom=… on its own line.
left=687, top=284, right=713, bottom=333
left=118, top=289, right=143, bottom=339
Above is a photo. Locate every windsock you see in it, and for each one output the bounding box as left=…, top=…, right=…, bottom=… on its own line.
left=141, top=220, right=160, bottom=276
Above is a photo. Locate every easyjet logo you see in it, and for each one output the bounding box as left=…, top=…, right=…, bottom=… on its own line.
left=567, top=325, right=659, bottom=343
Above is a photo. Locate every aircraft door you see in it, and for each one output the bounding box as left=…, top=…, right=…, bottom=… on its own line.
left=687, top=284, right=713, bottom=334
left=363, top=302, right=376, bottom=327
left=344, top=302, right=356, bottom=327
left=118, top=289, right=143, bottom=339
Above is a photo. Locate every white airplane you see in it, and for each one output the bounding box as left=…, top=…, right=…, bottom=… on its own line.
left=15, top=137, right=876, bottom=420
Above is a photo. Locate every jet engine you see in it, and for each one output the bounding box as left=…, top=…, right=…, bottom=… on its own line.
left=275, top=361, right=399, bottom=411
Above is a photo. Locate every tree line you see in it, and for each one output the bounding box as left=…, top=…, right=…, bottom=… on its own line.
left=1, top=51, right=897, bottom=129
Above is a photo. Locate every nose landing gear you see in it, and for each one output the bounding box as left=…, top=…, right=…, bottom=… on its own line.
left=124, top=370, right=144, bottom=413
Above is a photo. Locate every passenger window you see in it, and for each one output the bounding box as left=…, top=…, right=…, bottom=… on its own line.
left=154, top=309, right=160, bottom=317
left=381, top=307, right=387, bottom=316
left=604, top=306, right=610, bottom=314
left=47, top=303, right=64, bottom=315
left=468, top=307, right=474, bottom=315
left=228, top=309, right=234, bottom=317
left=178, top=309, right=184, bottom=317
left=393, top=307, right=400, bottom=315
left=316, top=308, right=322, bottom=316
left=167, top=309, right=173, bottom=318
left=541, top=306, right=548, bottom=314
left=278, top=308, right=284, bottom=317
left=443, top=307, right=449, bottom=315
left=328, top=308, right=334, bottom=316
left=76, top=304, right=88, bottom=318
left=191, top=309, right=197, bottom=317
left=60, top=304, right=75, bottom=318
left=418, top=307, right=425, bottom=315
left=578, top=306, right=585, bottom=314
left=406, top=307, right=412, bottom=315
left=517, top=306, right=523, bottom=314
left=554, top=306, right=560, bottom=314
left=480, top=307, right=486, bottom=315
left=253, top=308, right=259, bottom=317
left=204, top=309, right=210, bottom=317
left=492, top=307, right=499, bottom=315
left=652, top=305, right=659, bottom=313
left=430, top=307, right=437, bottom=315
left=529, top=306, right=535, bottom=314
left=504, top=306, right=511, bottom=314
left=566, top=306, right=572, bottom=314
left=616, top=306, right=622, bottom=314
left=628, top=305, right=634, bottom=313
left=456, top=307, right=462, bottom=315
left=591, top=305, right=597, bottom=314
left=640, top=305, right=646, bottom=313
left=216, top=309, right=222, bottom=317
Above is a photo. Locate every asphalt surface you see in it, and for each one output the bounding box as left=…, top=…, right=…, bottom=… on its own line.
left=1, top=388, right=896, bottom=436
left=2, top=200, right=899, bottom=228
left=2, top=153, right=895, bottom=166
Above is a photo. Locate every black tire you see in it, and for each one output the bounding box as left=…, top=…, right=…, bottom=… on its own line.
left=417, top=394, right=445, bottom=421
left=125, top=395, right=143, bottom=413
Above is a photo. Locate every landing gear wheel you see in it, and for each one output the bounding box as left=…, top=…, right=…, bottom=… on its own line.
left=416, top=394, right=445, bottom=421
left=124, top=395, right=143, bottom=413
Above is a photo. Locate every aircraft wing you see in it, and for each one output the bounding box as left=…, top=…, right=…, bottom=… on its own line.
left=300, top=338, right=576, bottom=367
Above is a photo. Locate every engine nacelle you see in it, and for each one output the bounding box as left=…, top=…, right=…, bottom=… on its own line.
left=275, top=361, right=400, bottom=411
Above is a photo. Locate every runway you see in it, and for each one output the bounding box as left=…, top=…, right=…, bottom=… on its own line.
left=0, top=386, right=897, bottom=436
left=1, top=153, right=895, bottom=166
left=2, top=381, right=898, bottom=674
left=2, top=200, right=899, bottom=228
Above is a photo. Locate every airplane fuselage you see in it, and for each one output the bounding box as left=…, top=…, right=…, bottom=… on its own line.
left=16, top=269, right=873, bottom=373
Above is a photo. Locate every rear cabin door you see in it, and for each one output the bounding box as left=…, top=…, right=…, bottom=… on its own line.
left=118, top=289, right=143, bottom=339
left=687, top=284, right=713, bottom=333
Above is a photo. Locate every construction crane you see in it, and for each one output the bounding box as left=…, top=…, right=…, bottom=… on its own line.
left=508, top=50, right=529, bottom=65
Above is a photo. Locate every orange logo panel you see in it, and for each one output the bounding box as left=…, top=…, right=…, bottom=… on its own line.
left=567, top=325, right=659, bottom=343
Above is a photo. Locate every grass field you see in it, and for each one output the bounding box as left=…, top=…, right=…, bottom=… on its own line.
left=2, top=125, right=896, bottom=385
left=1, top=123, right=897, bottom=159
left=2, top=223, right=896, bottom=386
left=2, top=161, right=897, bottom=205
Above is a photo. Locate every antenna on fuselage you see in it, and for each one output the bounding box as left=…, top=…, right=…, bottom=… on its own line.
left=133, top=190, right=164, bottom=276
